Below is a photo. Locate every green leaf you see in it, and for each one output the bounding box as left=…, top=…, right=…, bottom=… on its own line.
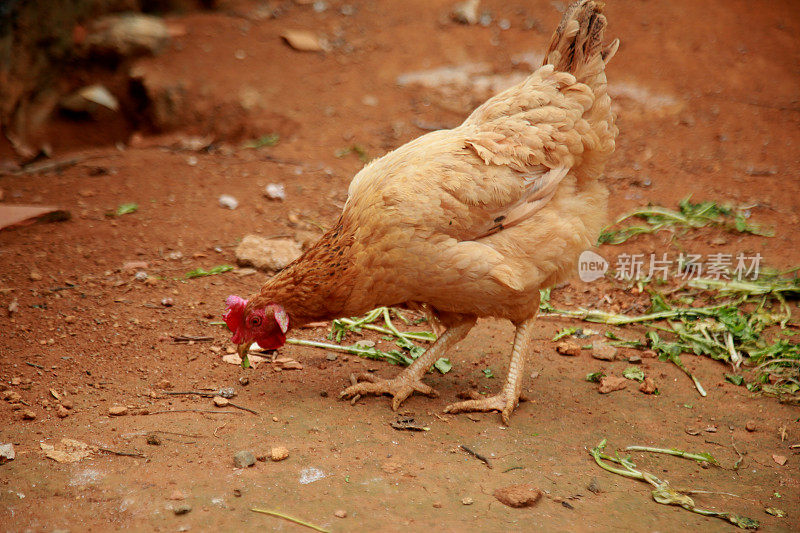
left=724, top=374, right=744, bottom=386
left=586, top=371, right=605, bottom=383
left=623, top=366, right=645, bottom=382
left=434, top=358, right=452, bottom=374
left=765, top=507, right=786, bottom=518
left=553, top=327, right=578, bottom=341
left=243, top=133, right=280, bottom=148
left=185, top=264, right=234, bottom=278
left=482, top=368, right=495, bottom=379
left=115, top=203, right=138, bottom=216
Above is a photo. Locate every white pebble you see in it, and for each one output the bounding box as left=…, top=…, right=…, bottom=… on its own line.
left=264, top=183, right=286, bottom=201
left=218, top=195, right=238, bottom=210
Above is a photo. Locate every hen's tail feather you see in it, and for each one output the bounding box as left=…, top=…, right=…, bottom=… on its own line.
left=544, top=0, right=618, bottom=86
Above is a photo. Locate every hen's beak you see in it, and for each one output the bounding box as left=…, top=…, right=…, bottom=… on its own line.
left=237, top=342, right=253, bottom=369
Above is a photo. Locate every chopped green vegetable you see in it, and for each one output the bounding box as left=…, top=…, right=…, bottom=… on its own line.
left=483, top=368, right=495, bottom=379
left=623, top=366, right=645, bottom=382
left=185, top=265, right=234, bottom=278
left=115, top=203, right=138, bottom=216
left=586, top=371, right=605, bottom=383
left=243, top=133, right=280, bottom=148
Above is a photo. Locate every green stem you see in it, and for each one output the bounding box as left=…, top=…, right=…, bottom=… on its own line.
left=625, top=446, right=719, bottom=466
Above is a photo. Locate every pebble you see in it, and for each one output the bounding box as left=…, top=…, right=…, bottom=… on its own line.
left=64, top=315, right=77, bottom=324
left=213, top=396, right=230, bottom=407
left=556, top=341, right=581, bottom=357
left=218, top=194, right=238, bottom=210
left=10, top=377, right=20, bottom=386
left=56, top=405, right=69, bottom=418
left=591, top=341, right=617, bottom=361
left=146, top=434, right=162, bottom=445
left=169, top=490, right=186, bottom=501
left=30, top=271, right=43, bottom=281
left=233, top=450, right=256, bottom=468
left=493, top=483, right=543, bottom=508
left=461, top=497, right=474, bottom=505
left=745, top=420, right=756, bottom=432
left=270, top=446, right=289, bottom=461
left=238, top=377, right=249, bottom=386
left=628, top=354, right=642, bottom=364
left=325, top=354, right=338, bottom=361
left=21, top=409, right=36, bottom=420
left=0, top=443, right=15, bottom=464
left=598, top=376, right=627, bottom=394
left=264, top=183, right=286, bottom=201
left=173, top=503, right=192, bottom=515
left=334, top=510, right=347, bottom=518
left=639, top=377, right=657, bottom=395
left=235, top=235, right=302, bottom=272
left=432, top=502, right=443, bottom=509
left=109, top=405, right=128, bottom=416
left=134, top=271, right=148, bottom=281
left=161, top=297, right=174, bottom=307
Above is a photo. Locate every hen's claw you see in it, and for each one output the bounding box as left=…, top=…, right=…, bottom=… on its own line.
left=339, top=373, right=438, bottom=411
left=444, top=393, right=519, bottom=425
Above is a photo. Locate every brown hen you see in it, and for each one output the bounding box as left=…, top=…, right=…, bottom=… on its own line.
left=224, top=0, right=618, bottom=424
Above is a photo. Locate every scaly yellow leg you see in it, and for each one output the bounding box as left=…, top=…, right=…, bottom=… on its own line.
left=444, top=315, right=537, bottom=425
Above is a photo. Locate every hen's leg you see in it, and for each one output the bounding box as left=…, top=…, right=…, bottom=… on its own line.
left=444, top=315, right=536, bottom=425
left=340, top=314, right=476, bottom=411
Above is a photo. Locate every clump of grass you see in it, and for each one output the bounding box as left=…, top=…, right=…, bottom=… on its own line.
left=599, top=197, right=773, bottom=245
left=287, top=307, right=450, bottom=373
left=543, top=274, right=800, bottom=402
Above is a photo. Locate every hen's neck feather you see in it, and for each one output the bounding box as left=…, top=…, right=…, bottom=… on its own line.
left=250, top=219, right=357, bottom=326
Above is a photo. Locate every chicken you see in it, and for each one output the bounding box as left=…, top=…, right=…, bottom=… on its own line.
left=223, top=0, right=618, bottom=424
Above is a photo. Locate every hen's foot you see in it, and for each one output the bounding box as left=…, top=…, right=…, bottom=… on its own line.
left=444, top=392, right=519, bottom=426
left=339, top=373, right=438, bottom=411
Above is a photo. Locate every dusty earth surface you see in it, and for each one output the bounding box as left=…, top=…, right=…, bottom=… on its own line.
left=1, top=0, right=799, bottom=531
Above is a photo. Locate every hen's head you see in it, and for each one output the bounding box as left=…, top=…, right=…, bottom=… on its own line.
left=223, top=295, right=289, bottom=356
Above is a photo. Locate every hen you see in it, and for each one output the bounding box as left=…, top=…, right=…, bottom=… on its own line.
left=224, top=0, right=618, bottom=424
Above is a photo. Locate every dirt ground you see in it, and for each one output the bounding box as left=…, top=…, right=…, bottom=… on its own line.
left=1, top=0, right=799, bottom=531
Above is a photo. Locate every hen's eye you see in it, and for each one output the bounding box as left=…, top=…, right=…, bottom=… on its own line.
left=249, top=316, right=262, bottom=327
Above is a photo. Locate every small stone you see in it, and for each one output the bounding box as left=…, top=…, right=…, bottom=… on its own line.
left=432, top=502, right=443, bottom=509
left=161, top=297, right=174, bottom=307
left=494, top=483, right=543, bottom=508
left=30, top=271, right=43, bottom=281
left=238, top=376, right=249, bottom=386
left=556, top=341, right=581, bottom=357
left=639, top=377, right=657, bottom=394
left=325, top=354, right=337, bottom=361
left=146, top=434, right=162, bottom=445
left=264, top=183, right=286, bottom=201
left=772, top=454, right=787, bottom=466
left=627, top=354, right=642, bottom=364
left=598, top=376, right=628, bottom=394
left=0, top=443, right=15, bottom=464
left=173, top=503, right=192, bottom=515
left=64, top=315, right=77, bottom=324
left=3, top=390, right=22, bottom=403
left=56, top=405, right=69, bottom=418
left=218, top=194, right=239, bottom=210
left=156, top=378, right=172, bottom=389
left=233, top=488, right=242, bottom=497
left=108, top=405, right=128, bottom=416
left=235, top=235, right=302, bottom=272
left=334, top=510, right=347, bottom=518
left=233, top=450, right=256, bottom=468
left=21, top=409, right=36, bottom=420
left=272, top=416, right=279, bottom=422
left=587, top=478, right=600, bottom=494
left=10, top=377, right=21, bottom=386
left=270, top=446, right=289, bottom=461
left=169, top=490, right=186, bottom=501
left=213, top=396, right=230, bottom=407
left=134, top=271, right=148, bottom=281
left=591, top=341, right=617, bottom=361
left=452, top=0, right=479, bottom=25
left=461, top=497, right=474, bottom=505
left=641, top=350, right=658, bottom=358
left=745, top=420, right=756, bottom=432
